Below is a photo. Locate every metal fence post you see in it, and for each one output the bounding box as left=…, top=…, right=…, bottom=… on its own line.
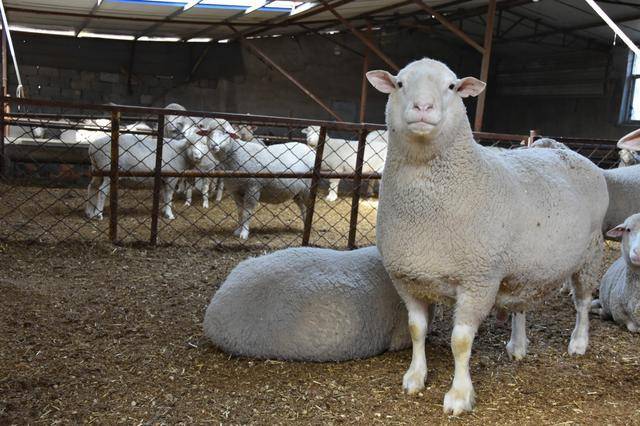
left=347, top=128, right=369, bottom=249
left=150, top=114, right=165, bottom=245
left=109, top=110, right=121, bottom=244
left=527, top=129, right=538, bottom=147
left=0, top=99, right=5, bottom=178
left=302, top=126, right=327, bottom=246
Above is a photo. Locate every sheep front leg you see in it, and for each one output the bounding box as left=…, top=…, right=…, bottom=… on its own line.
left=201, top=178, right=210, bottom=209
left=215, top=178, right=224, bottom=202
left=506, top=312, right=528, bottom=361
left=233, top=186, right=260, bottom=240
left=326, top=179, right=339, bottom=202
left=444, top=287, right=496, bottom=415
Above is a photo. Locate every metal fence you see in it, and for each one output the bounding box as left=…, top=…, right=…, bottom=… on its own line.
left=0, top=97, right=622, bottom=249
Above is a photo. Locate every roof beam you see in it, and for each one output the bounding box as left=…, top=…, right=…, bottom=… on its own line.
left=74, top=0, right=103, bottom=36
left=411, top=0, right=484, bottom=53
left=317, top=0, right=399, bottom=71
left=183, top=0, right=276, bottom=40
left=137, top=0, right=205, bottom=38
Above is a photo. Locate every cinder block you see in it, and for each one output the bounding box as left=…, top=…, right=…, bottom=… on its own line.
left=38, top=66, right=59, bottom=77
left=99, top=72, right=120, bottom=84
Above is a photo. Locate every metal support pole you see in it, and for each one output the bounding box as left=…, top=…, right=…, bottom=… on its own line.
left=109, top=110, right=121, bottom=244
left=347, top=128, right=369, bottom=249
left=473, top=0, right=496, bottom=132
left=302, top=126, right=327, bottom=246
left=358, top=23, right=371, bottom=123
left=0, top=30, right=6, bottom=178
left=150, top=114, right=165, bottom=245
left=527, top=129, right=538, bottom=147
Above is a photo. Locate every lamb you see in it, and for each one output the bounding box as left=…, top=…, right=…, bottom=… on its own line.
left=85, top=117, right=228, bottom=220
left=301, top=126, right=387, bottom=202
left=367, top=58, right=607, bottom=415
left=209, top=137, right=315, bottom=240
left=203, top=246, right=412, bottom=361
left=592, top=213, right=640, bottom=332
left=602, top=129, right=640, bottom=232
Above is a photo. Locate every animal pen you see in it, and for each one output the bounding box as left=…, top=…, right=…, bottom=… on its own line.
left=0, top=96, right=622, bottom=250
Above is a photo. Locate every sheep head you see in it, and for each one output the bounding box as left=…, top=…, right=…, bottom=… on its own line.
left=184, top=118, right=233, bottom=164
left=607, top=213, right=640, bottom=271
left=367, top=58, right=485, bottom=143
left=301, top=126, right=321, bottom=148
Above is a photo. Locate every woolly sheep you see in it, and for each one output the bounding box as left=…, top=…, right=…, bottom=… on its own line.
left=530, top=138, right=569, bottom=150
left=85, top=118, right=228, bottom=220
left=301, top=126, right=387, bottom=202
left=210, top=138, right=315, bottom=240
left=367, top=58, right=607, bottom=415
left=602, top=129, right=640, bottom=232
left=203, top=246, right=413, bottom=361
left=592, top=213, right=640, bottom=332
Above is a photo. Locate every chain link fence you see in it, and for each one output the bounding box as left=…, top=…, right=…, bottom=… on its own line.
left=0, top=97, right=622, bottom=249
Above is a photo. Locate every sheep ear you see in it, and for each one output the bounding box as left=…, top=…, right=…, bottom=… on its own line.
left=367, top=70, right=397, bottom=94
left=606, top=224, right=626, bottom=238
left=617, top=128, right=640, bottom=151
left=456, top=77, right=486, bottom=98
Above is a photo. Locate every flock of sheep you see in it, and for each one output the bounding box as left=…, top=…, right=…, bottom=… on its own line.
left=66, top=104, right=388, bottom=239
left=204, top=58, right=640, bottom=416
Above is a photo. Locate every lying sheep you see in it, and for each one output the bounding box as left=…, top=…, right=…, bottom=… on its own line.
left=85, top=118, right=227, bottom=220
left=592, top=213, right=640, bottom=332
left=301, top=126, right=387, bottom=202
left=210, top=138, right=315, bottom=239
left=367, top=58, right=607, bottom=415
left=203, top=246, right=412, bottom=361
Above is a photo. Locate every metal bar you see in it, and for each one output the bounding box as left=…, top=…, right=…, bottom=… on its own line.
left=230, top=27, right=345, bottom=122
left=473, top=0, right=496, bottom=131
left=297, top=23, right=365, bottom=57
left=150, top=114, right=165, bottom=245
left=3, top=97, right=371, bottom=130
left=74, top=0, right=103, bottom=36
left=0, top=99, right=5, bottom=178
left=347, top=129, right=369, bottom=249
left=527, top=129, right=538, bottom=147
left=358, top=23, right=371, bottom=122
left=109, top=111, right=120, bottom=244
left=92, top=170, right=382, bottom=179
left=318, top=0, right=400, bottom=72
left=302, top=126, right=327, bottom=246
left=411, top=0, right=484, bottom=53
left=1, top=29, right=6, bottom=178
left=307, top=0, right=415, bottom=34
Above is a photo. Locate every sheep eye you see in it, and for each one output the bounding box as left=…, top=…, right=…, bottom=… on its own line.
left=626, top=228, right=631, bottom=233
left=397, top=81, right=403, bottom=88
left=448, top=83, right=455, bottom=90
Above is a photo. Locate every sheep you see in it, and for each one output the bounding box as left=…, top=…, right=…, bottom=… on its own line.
left=301, top=126, right=387, bottom=202
left=602, top=129, right=640, bottom=232
left=592, top=213, right=640, bottom=332
left=530, top=138, right=569, bottom=150
left=367, top=58, right=607, bottom=415
left=234, top=124, right=266, bottom=146
left=203, top=246, right=413, bottom=361
left=85, top=117, right=228, bottom=220
left=619, top=149, right=639, bottom=167
left=209, top=137, right=315, bottom=240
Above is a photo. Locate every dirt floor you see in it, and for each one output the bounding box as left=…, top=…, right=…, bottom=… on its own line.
left=1, top=179, right=640, bottom=424
left=1, top=235, right=640, bottom=424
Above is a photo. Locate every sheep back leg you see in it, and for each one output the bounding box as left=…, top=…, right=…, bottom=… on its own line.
left=293, top=192, right=308, bottom=224
left=326, top=179, right=339, bottom=202
left=95, top=177, right=111, bottom=220
left=506, top=312, right=528, bottom=361
left=184, top=179, right=193, bottom=207
left=200, top=178, right=210, bottom=209
left=161, top=178, right=176, bottom=220
left=568, top=232, right=603, bottom=356
left=393, top=282, right=431, bottom=395
left=85, top=176, right=102, bottom=219
left=232, top=186, right=260, bottom=240
left=215, top=178, right=224, bottom=202
left=444, top=284, right=497, bottom=415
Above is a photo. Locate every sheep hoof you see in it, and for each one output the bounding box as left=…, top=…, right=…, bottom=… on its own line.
left=203, top=201, right=209, bottom=209
left=443, top=386, right=475, bottom=416
left=627, top=322, right=639, bottom=333
left=325, top=193, right=338, bottom=202
left=164, top=212, right=176, bottom=221
left=568, top=336, right=588, bottom=356
left=184, top=201, right=191, bottom=207
left=506, top=339, right=528, bottom=361
left=402, top=369, right=426, bottom=395
left=96, top=213, right=103, bottom=220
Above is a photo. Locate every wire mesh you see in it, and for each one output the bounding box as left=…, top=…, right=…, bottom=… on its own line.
left=0, top=97, right=624, bottom=250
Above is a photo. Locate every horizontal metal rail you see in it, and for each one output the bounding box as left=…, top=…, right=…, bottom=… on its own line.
left=91, top=170, right=382, bottom=179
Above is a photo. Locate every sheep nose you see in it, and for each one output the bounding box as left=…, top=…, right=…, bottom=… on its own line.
left=412, top=102, right=434, bottom=112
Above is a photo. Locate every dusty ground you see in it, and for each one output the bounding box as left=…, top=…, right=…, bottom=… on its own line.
left=1, top=237, right=640, bottom=425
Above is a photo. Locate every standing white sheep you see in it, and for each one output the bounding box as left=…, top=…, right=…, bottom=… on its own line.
left=367, top=58, right=607, bottom=415
left=301, top=126, right=387, bottom=202
left=203, top=246, right=412, bottom=361
left=592, top=213, right=640, bottom=332
left=210, top=138, right=315, bottom=240
left=85, top=118, right=227, bottom=220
